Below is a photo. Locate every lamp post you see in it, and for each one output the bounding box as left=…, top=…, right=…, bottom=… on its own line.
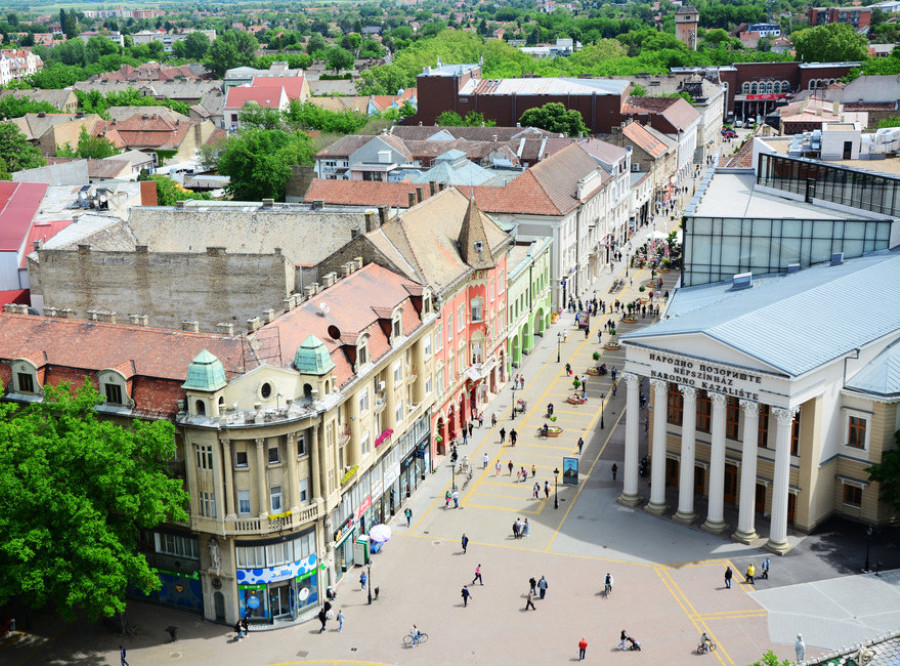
left=451, top=458, right=457, bottom=492
left=511, top=385, right=517, bottom=421
left=864, top=525, right=873, bottom=572
left=367, top=562, right=372, bottom=605
left=557, top=332, right=562, bottom=363
left=600, top=392, right=606, bottom=430
left=553, top=467, right=560, bottom=510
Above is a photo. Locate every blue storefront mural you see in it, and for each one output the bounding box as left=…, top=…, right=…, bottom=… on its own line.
left=237, top=553, right=323, bottom=622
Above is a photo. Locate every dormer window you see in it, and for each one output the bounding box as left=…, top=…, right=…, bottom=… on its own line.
left=423, top=290, right=433, bottom=315
left=10, top=359, right=40, bottom=395
left=391, top=308, right=403, bottom=342
left=357, top=334, right=370, bottom=368
left=98, top=369, right=134, bottom=408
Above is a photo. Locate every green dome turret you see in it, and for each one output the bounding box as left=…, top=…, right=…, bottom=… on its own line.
left=294, top=335, right=335, bottom=375
left=182, top=350, right=227, bottom=391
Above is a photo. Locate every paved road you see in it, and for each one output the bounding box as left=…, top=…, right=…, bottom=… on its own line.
left=3, top=196, right=898, bottom=666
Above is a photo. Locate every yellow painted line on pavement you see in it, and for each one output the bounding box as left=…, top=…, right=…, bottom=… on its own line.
left=656, top=566, right=735, bottom=666
left=693, top=610, right=767, bottom=620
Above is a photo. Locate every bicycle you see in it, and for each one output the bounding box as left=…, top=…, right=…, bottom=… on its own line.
left=604, top=582, right=613, bottom=598
left=403, top=631, right=429, bottom=647
left=697, top=640, right=717, bottom=654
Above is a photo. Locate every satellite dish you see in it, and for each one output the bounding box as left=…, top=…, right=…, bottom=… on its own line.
left=318, top=303, right=330, bottom=317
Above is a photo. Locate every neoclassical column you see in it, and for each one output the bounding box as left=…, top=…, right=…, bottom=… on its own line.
left=309, top=423, right=322, bottom=501
left=766, top=407, right=796, bottom=554
left=348, top=391, right=361, bottom=467
left=255, top=438, right=268, bottom=518
left=702, top=393, right=728, bottom=534
left=645, top=378, right=669, bottom=515
left=673, top=386, right=698, bottom=524
left=618, top=373, right=643, bottom=506
left=733, top=400, right=760, bottom=544
left=221, top=438, right=236, bottom=519
left=317, top=421, right=329, bottom=498
left=286, top=433, right=301, bottom=513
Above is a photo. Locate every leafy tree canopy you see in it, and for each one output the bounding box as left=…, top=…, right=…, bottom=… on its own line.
left=792, top=23, right=868, bottom=64
left=0, top=382, right=190, bottom=620
left=0, top=121, right=45, bottom=178
left=0, top=94, right=57, bottom=120
left=139, top=173, right=212, bottom=206
left=206, top=29, right=259, bottom=78
left=57, top=126, right=119, bottom=159
left=436, top=110, right=496, bottom=127
left=866, top=430, right=900, bottom=514
left=218, top=127, right=313, bottom=201
left=519, top=102, right=588, bottom=137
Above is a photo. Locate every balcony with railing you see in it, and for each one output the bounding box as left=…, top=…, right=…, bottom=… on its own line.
left=195, top=503, right=321, bottom=537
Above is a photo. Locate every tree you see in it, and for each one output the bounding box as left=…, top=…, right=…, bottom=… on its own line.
left=218, top=127, right=313, bottom=201
left=436, top=110, right=495, bottom=127
left=792, top=23, right=868, bottom=63
left=56, top=126, right=119, bottom=159
left=306, top=33, right=327, bottom=56
left=325, top=46, right=355, bottom=73
left=866, top=430, right=900, bottom=514
left=0, top=122, right=45, bottom=177
left=749, top=650, right=794, bottom=666
left=0, top=381, right=190, bottom=621
left=206, top=30, right=259, bottom=78
left=140, top=174, right=211, bottom=206
left=182, top=31, right=210, bottom=60
left=0, top=95, right=57, bottom=120
left=519, top=102, right=588, bottom=137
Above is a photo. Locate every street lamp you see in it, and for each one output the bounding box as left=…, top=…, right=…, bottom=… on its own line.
left=367, top=562, right=372, bottom=605
left=557, top=332, right=562, bottom=363
left=553, top=467, right=560, bottom=510
left=864, top=525, right=873, bottom=572
left=511, top=384, right=517, bottom=421
left=600, top=392, right=606, bottom=430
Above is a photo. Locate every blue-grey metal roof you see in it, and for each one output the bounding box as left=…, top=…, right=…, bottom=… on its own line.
left=622, top=251, right=900, bottom=378
left=412, top=159, right=495, bottom=187
left=845, top=339, right=900, bottom=398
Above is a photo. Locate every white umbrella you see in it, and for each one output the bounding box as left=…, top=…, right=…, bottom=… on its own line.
left=650, top=230, right=668, bottom=240
left=369, top=524, right=392, bottom=543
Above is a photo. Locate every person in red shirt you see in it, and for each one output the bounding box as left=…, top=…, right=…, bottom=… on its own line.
left=578, top=637, right=588, bottom=660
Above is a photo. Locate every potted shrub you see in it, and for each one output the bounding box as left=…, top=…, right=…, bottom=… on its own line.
left=593, top=351, right=601, bottom=361
left=572, top=377, right=581, bottom=390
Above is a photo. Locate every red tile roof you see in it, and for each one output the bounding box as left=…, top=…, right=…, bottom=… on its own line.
left=224, top=85, right=287, bottom=110
left=0, top=182, right=47, bottom=253
left=622, top=96, right=700, bottom=132
left=304, top=180, right=430, bottom=207
left=251, top=75, right=305, bottom=100
left=254, top=263, right=426, bottom=387
left=93, top=114, right=194, bottom=150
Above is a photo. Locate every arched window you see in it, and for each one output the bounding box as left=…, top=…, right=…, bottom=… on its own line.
left=742, top=82, right=750, bottom=93
left=765, top=82, right=774, bottom=93
left=750, top=82, right=758, bottom=94
left=303, top=383, right=314, bottom=401
left=10, top=358, right=40, bottom=395
left=391, top=307, right=403, bottom=342
left=356, top=333, right=370, bottom=369
left=98, top=368, right=133, bottom=408
left=195, top=399, right=206, bottom=416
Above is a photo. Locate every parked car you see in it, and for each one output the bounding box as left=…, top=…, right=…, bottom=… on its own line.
left=734, top=120, right=744, bottom=128
left=722, top=129, right=738, bottom=139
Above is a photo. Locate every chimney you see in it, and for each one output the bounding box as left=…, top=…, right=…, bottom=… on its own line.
left=492, top=134, right=498, bottom=142
left=321, top=272, right=337, bottom=287
left=262, top=198, right=275, bottom=208
left=365, top=211, right=376, bottom=231
left=176, top=200, right=185, bottom=209
left=311, top=200, right=324, bottom=209
left=247, top=316, right=261, bottom=332
left=216, top=323, right=234, bottom=335
left=305, top=283, right=320, bottom=298
left=408, top=192, right=416, bottom=207
left=182, top=320, right=200, bottom=332
left=354, top=256, right=364, bottom=270
left=33, top=239, right=42, bottom=251
left=262, top=308, right=275, bottom=324
left=416, top=186, right=424, bottom=203
left=129, top=313, right=148, bottom=326
left=342, top=262, right=354, bottom=277
left=439, top=182, right=446, bottom=191
left=429, top=181, right=437, bottom=196
left=378, top=205, right=389, bottom=226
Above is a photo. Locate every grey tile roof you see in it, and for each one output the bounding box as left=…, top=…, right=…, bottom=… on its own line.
left=845, top=339, right=900, bottom=398
left=622, top=251, right=900, bottom=377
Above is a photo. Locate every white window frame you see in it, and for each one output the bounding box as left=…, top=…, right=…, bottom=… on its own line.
left=10, top=358, right=40, bottom=395
left=296, top=434, right=307, bottom=457
left=471, top=297, right=484, bottom=322
left=299, top=478, right=309, bottom=504
left=98, top=368, right=134, bottom=407
left=844, top=410, right=871, bottom=451
left=200, top=491, right=216, bottom=518
left=457, top=304, right=465, bottom=331
left=361, top=431, right=370, bottom=456
left=237, top=490, right=251, bottom=515
left=359, top=388, right=369, bottom=413
left=195, top=444, right=213, bottom=470
left=270, top=486, right=283, bottom=512
left=235, top=449, right=249, bottom=468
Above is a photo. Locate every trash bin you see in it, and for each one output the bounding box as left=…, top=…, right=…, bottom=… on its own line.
left=550, top=312, right=559, bottom=324
left=354, top=536, right=370, bottom=564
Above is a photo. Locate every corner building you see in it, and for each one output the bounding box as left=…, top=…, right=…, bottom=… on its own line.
left=619, top=251, right=900, bottom=552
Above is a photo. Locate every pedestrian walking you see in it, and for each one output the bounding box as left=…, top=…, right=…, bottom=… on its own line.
left=337, top=610, right=344, bottom=632
left=745, top=563, right=755, bottom=584
left=318, top=607, right=327, bottom=632
left=565, top=362, right=572, bottom=376
left=240, top=618, right=249, bottom=638
left=473, top=564, right=483, bottom=585
left=453, top=489, right=460, bottom=508
left=508, top=460, right=514, bottom=476
left=578, top=437, right=584, bottom=455
left=529, top=576, right=537, bottom=594
left=531, top=464, right=536, bottom=478
left=462, top=430, right=468, bottom=446
left=461, top=533, right=469, bottom=553
left=579, top=637, right=588, bottom=660
left=499, top=427, right=506, bottom=444
left=533, top=482, right=540, bottom=499
left=491, top=413, right=497, bottom=426
left=525, top=589, right=536, bottom=610
left=512, top=519, right=520, bottom=539
left=120, top=645, right=129, bottom=666
left=761, top=557, right=770, bottom=580
left=461, top=585, right=472, bottom=607
left=404, top=507, right=412, bottom=527
left=724, top=565, right=733, bottom=589
left=359, top=571, right=367, bottom=590
left=483, top=453, right=489, bottom=469
left=510, top=429, right=518, bottom=446
left=612, top=381, right=617, bottom=397
left=520, top=466, right=526, bottom=482
left=234, top=619, right=244, bottom=641
left=544, top=481, right=550, bottom=498
left=611, top=463, right=618, bottom=481
left=444, top=490, right=451, bottom=508
left=495, top=461, right=502, bottom=476
left=538, top=575, right=548, bottom=599
left=516, top=517, right=524, bottom=538
left=478, top=414, right=484, bottom=427
left=468, top=422, right=474, bottom=438
left=524, top=517, right=530, bottom=536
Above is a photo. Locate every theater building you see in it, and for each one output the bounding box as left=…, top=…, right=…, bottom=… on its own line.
left=619, top=250, right=900, bottom=553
